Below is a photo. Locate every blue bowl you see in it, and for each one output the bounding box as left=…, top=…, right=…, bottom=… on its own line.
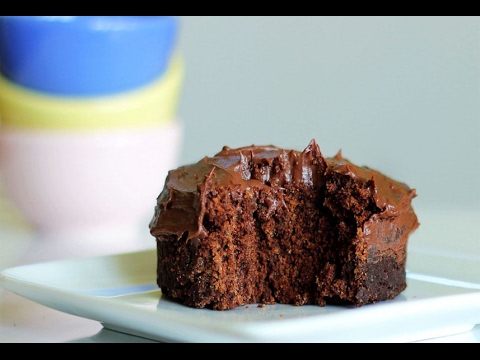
left=0, top=16, right=179, bottom=97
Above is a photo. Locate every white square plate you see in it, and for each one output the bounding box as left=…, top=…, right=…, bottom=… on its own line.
left=1, top=247, right=480, bottom=343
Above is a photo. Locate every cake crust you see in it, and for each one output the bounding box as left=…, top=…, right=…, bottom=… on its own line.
left=150, top=140, right=419, bottom=310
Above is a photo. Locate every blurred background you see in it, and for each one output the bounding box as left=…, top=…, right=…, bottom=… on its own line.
left=176, top=16, right=479, bottom=213
left=0, top=16, right=478, bottom=244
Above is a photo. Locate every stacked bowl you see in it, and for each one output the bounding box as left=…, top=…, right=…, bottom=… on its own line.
left=0, top=16, right=184, bottom=237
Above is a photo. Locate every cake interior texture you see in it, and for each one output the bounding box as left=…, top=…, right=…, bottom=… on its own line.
left=149, top=140, right=419, bottom=310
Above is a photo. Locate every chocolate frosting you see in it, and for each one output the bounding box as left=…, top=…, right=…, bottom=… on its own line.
left=149, top=139, right=418, bottom=254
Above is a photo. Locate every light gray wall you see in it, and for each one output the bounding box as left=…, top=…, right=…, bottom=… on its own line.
left=176, top=16, right=480, bottom=212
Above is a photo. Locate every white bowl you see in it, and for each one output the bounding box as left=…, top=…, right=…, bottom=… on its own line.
left=0, top=120, right=182, bottom=236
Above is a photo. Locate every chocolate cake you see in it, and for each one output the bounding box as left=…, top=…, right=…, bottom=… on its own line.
left=149, top=140, right=419, bottom=310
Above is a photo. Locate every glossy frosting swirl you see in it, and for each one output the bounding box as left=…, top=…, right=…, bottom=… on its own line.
left=149, top=139, right=418, bottom=249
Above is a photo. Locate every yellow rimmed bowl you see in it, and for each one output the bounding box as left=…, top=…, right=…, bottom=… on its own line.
left=0, top=54, right=184, bottom=131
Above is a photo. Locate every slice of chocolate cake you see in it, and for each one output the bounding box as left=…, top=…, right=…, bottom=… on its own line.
left=149, top=140, right=419, bottom=310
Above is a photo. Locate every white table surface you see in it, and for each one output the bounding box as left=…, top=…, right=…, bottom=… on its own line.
left=1, top=186, right=479, bottom=343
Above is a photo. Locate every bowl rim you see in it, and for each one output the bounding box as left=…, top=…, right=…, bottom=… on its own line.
left=0, top=16, right=178, bottom=30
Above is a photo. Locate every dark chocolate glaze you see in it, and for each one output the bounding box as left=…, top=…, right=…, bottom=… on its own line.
left=149, top=139, right=419, bottom=258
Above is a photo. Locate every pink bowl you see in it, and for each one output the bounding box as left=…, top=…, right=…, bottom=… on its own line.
left=0, top=121, right=182, bottom=236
